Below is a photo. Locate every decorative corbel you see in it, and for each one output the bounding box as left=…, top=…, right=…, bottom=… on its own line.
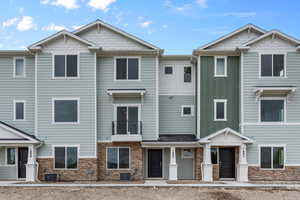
left=255, top=89, right=262, bottom=101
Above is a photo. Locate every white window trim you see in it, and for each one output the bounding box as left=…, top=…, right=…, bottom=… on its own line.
left=164, top=65, right=174, bottom=76
left=258, top=144, right=286, bottom=170
left=5, top=147, right=17, bottom=166
left=53, top=145, right=80, bottom=170
left=214, top=56, right=227, bottom=77
left=52, top=97, right=80, bottom=124
left=183, top=66, right=192, bottom=83
left=114, top=56, right=141, bottom=81
left=181, top=105, right=194, bottom=117
left=106, top=147, right=131, bottom=170
left=113, top=104, right=141, bottom=135
left=52, top=54, right=80, bottom=79
left=13, top=100, right=26, bottom=121
left=214, top=99, right=227, bottom=121
left=181, top=148, right=194, bottom=159
left=13, top=57, right=26, bottom=78
left=258, top=52, right=287, bottom=78
left=258, top=97, right=287, bottom=124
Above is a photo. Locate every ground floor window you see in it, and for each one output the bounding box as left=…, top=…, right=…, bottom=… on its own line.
left=6, top=148, right=16, bottom=165
left=211, top=147, right=218, bottom=164
left=54, top=146, right=78, bottom=169
left=107, top=147, right=130, bottom=169
left=260, top=146, right=284, bottom=169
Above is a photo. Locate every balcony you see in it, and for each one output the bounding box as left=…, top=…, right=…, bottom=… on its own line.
left=111, top=121, right=143, bottom=142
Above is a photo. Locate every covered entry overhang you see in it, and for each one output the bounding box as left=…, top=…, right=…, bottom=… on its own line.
left=0, top=121, right=41, bottom=182
left=199, top=128, right=254, bottom=182
left=142, top=134, right=201, bottom=181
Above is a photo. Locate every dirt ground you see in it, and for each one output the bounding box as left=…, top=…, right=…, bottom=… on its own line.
left=0, top=187, right=299, bottom=200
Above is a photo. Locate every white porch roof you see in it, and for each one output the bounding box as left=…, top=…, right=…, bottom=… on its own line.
left=199, top=127, right=254, bottom=145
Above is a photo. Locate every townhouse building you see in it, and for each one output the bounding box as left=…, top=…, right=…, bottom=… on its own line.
left=0, top=19, right=299, bottom=182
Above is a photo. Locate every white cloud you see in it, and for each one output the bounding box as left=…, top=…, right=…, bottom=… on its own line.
left=139, top=21, right=152, bottom=28
left=2, top=17, right=18, bottom=28
left=40, top=0, right=78, bottom=9
left=42, top=23, right=66, bottom=31
left=17, top=16, right=36, bottom=31
left=196, top=0, right=207, bottom=8
left=72, top=24, right=84, bottom=30
left=220, top=12, right=256, bottom=18
left=164, top=0, right=192, bottom=13
left=88, top=0, right=116, bottom=11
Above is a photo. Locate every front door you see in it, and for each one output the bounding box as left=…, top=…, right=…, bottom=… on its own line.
left=148, top=149, right=163, bottom=178
left=219, top=148, right=235, bottom=179
left=18, top=147, right=28, bottom=179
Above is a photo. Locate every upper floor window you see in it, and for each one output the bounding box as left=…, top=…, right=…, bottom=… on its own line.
left=164, top=66, right=173, bottom=75
left=54, top=146, right=78, bottom=169
left=184, top=66, right=192, bottom=82
left=53, top=98, right=79, bottom=124
left=214, top=99, right=227, bottom=121
left=14, top=100, right=25, bottom=121
left=14, top=57, right=25, bottom=77
left=260, top=146, right=284, bottom=169
left=214, top=56, right=227, bottom=77
left=260, top=99, right=284, bottom=122
left=115, top=57, right=139, bottom=80
left=260, top=54, right=285, bottom=77
left=181, top=105, right=194, bottom=117
left=54, top=55, right=78, bottom=78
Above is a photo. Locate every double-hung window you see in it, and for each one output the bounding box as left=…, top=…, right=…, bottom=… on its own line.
left=54, top=55, right=78, bottom=78
left=53, top=98, right=79, bottom=124
left=14, top=57, right=25, bottom=77
left=260, top=54, right=285, bottom=77
left=115, top=105, right=140, bottom=135
left=14, top=100, right=25, bottom=121
left=184, top=66, right=192, bottom=82
left=54, top=146, right=78, bottom=169
left=214, top=56, right=227, bottom=77
left=260, top=146, right=284, bottom=169
left=115, top=57, right=139, bottom=80
left=214, top=99, right=227, bottom=121
left=107, top=147, right=130, bottom=169
left=260, top=99, right=285, bottom=122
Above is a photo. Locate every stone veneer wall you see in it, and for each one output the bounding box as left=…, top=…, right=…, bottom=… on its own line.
left=213, top=164, right=219, bottom=180
left=249, top=166, right=300, bottom=181
left=98, top=142, right=143, bottom=181
left=37, top=158, right=98, bottom=181
left=195, top=147, right=203, bottom=180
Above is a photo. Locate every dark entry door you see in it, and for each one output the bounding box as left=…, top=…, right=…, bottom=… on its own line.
left=219, top=148, right=235, bottom=179
left=148, top=149, right=162, bottom=178
left=18, top=147, right=28, bottom=179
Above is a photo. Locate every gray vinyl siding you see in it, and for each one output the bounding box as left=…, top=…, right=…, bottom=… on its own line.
left=97, top=56, right=157, bottom=141
left=243, top=52, right=300, bottom=165
left=36, top=53, right=96, bottom=157
left=0, top=167, right=17, bottom=179
left=200, top=56, right=240, bottom=138
left=0, top=56, right=35, bottom=134
left=159, top=95, right=195, bottom=134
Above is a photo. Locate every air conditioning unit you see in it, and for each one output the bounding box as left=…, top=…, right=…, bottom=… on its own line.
left=120, top=173, right=131, bottom=181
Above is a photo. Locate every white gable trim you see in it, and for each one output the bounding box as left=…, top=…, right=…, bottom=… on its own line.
left=0, top=122, right=40, bottom=144
left=199, top=127, right=254, bottom=144
left=28, top=30, right=99, bottom=50
left=240, top=30, right=300, bottom=48
left=73, top=19, right=161, bottom=50
left=195, top=24, right=266, bottom=51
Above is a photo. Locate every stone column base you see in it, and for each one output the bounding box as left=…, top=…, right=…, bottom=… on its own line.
left=26, top=163, right=38, bottom=182
left=202, top=163, right=213, bottom=182
left=237, top=163, right=248, bottom=182
left=169, top=164, right=178, bottom=180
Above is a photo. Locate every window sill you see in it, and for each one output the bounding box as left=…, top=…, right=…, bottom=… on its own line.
left=13, top=119, right=26, bottom=122
left=214, top=75, right=227, bottom=78
left=52, top=122, right=80, bottom=125
left=52, top=77, right=80, bottom=80
left=53, top=168, right=79, bottom=171
left=106, top=168, right=131, bottom=171
left=114, top=79, right=141, bottom=82
left=259, top=168, right=285, bottom=171
left=181, top=115, right=194, bottom=117
left=259, top=76, right=287, bottom=79
left=214, top=119, right=227, bottom=121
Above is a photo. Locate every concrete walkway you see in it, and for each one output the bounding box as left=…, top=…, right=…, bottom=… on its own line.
left=1, top=181, right=300, bottom=190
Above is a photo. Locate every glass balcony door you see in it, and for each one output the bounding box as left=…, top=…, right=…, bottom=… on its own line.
left=116, top=106, right=139, bottom=135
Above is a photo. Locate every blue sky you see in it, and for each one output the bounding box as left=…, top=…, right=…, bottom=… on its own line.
left=0, top=0, right=299, bottom=54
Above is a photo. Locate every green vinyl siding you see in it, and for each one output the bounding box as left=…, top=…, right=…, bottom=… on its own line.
left=0, top=56, right=35, bottom=134
left=200, top=56, right=240, bottom=138
left=36, top=53, right=96, bottom=157
left=97, top=56, right=157, bottom=141
left=159, top=95, right=195, bottom=134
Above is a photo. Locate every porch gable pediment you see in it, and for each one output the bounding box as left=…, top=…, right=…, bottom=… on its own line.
left=199, top=127, right=254, bottom=145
